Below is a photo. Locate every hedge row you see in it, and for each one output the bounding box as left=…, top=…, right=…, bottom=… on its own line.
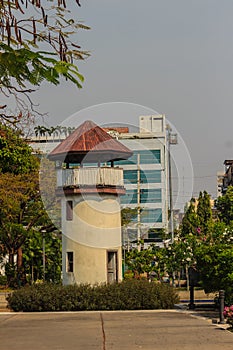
left=7, top=280, right=179, bottom=312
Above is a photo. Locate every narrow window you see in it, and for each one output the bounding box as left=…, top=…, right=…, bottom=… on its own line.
left=107, top=251, right=118, bottom=283
left=66, top=252, right=74, bottom=273
left=66, top=200, right=73, bottom=221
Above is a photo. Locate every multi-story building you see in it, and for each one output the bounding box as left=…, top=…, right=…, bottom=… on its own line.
left=104, top=115, right=168, bottom=247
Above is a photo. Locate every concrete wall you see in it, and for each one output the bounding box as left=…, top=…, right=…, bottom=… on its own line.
left=62, top=237, right=122, bottom=285
left=62, top=194, right=122, bottom=285
left=139, top=114, right=165, bottom=133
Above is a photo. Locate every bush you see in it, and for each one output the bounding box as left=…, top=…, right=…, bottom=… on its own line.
left=7, top=280, right=180, bottom=312
left=0, top=274, right=7, bottom=287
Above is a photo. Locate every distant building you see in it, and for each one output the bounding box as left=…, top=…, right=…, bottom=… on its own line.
left=217, top=160, right=233, bottom=195
left=105, top=115, right=168, bottom=247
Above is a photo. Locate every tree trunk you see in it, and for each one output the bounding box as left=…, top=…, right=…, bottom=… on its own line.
left=9, top=250, right=15, bottom=265
left=17, top=247, right=23, bottom=270
left=6, top=250, right=16, bottom=287
left=17, top=247, right=26, bottom=286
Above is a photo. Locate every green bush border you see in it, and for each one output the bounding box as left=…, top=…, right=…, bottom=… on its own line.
left=7, top=280, right=180, bottom=312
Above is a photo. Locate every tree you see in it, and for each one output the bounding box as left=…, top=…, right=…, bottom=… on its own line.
left=160, top=236, right=196, bottom=286
left=196, top=239, right=233, bottom=303
left=194, top=189, right=233, bottom=302
left=180, top=198, right=199, bottom=237
left=0, top=124, right=38, bottom=174
left=121, top=207, right=138, bottom=227
left=181, top=191, right=213, bottom=237
left=0, top=170, right=60, bottom=286
left=215, top=186, right=233, bottom=225
left=0, top=125, right=59, bottom=286
left=0, top=172, right=37, bottom=285
left=22, top=229, right=61, bottom=284
left=174, top=192, right=214, bottom=288
left=196, top=191, right=212, bottom=235
left=178, top=191, right=233, bottom=301
left=0, top=1, right=90, bottom=124
left=125, top=245, right=157, bottom=279
left=39, top=156, right=61, bottom=231
left=68, top=126, right=76, bottom=135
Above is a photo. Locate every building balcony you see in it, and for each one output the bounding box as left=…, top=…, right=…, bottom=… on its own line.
left=56, top=167, right=125, bottom=194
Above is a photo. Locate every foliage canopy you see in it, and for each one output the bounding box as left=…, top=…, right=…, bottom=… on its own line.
left=0, top=124, right=60, bottom=286
left=0, top=124, right=38, bottom=174
left=215, top=186, right=233, bottom=225
left=0, top=1, right=90, bottom=124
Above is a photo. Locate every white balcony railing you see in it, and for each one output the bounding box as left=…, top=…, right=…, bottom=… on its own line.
left=57, top=167, right=124, bottom=188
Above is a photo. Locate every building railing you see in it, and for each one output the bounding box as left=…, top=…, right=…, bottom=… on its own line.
left=57, top=167, right=124, bottom=188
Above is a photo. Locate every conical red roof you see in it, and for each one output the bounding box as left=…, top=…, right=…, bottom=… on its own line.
left=48, top=120, right=133, bottom=163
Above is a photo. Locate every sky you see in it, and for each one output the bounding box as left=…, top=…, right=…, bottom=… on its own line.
left=35, top=0, right=233, bottom=208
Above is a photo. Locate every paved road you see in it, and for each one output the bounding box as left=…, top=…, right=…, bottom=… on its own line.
left=0, top=310, right=232, bottom=350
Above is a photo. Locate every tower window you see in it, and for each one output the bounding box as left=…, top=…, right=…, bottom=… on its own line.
left=66, top=200, right=73, bottom=221
left=66, top=252, right=74, bottom=273
left=107, top=251, right=118, bottom=283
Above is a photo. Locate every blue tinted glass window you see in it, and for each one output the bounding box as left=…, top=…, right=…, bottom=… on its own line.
left=141, top=189, right=162, bottom=203
left=121, top=189, right=162, bottom=205
left=123, top=170, right=137, bottom=184
left=138, top=150, right=161, bottom=164
left=115, top=153, right=137, bottom=165
left=115, top=150, right=161, bottom=165
left=140, top=170, right=161, bottom=183
left=141, top=209, right=162, bottom=223
left=124, top=170, right=161, bottom=185
left=130, top=208, right=162, bottom=223
left=121, top=189, right=137, bottom=204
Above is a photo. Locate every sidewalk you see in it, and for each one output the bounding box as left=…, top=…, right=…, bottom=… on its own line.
left=178, top=289, right=216, bottom=301
left=0, top=292, right=8, bottom=312
left=0, top=310, right=232, bottom=350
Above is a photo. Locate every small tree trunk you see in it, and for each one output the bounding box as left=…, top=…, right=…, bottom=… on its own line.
left=186, top=265, right=189, bottom=291
left=17, top=247, right=23, bottom=270
left=6, top=249, right=16, bottom=287
left=9, top=250, right=15, bottom=265
left=177, top=270, right=181, bottom=287
left=17, top=247, right=26, bottom=286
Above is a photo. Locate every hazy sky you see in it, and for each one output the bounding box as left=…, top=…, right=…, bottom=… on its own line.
left=35, top=0, right=233, bottom=205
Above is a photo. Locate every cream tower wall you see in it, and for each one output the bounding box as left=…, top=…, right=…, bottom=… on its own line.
left=62, top=194, right=123, bottom=285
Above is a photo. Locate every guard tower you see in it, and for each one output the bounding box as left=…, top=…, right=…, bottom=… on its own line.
left=48, top=120, right=132, bottom=285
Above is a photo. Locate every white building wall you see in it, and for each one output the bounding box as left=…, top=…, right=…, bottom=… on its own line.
left=139, top=114, right=165, bottom=133
left=62, top=193, right=123, bottom=285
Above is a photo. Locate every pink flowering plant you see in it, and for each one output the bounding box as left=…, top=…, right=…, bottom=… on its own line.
left=223, top=305, right=233, bottom=327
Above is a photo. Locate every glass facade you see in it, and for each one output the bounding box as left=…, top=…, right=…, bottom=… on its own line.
left=115, top=146, right=165, bottom=228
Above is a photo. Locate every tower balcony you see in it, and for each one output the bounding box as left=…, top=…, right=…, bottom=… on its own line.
left=56, top=167, right=125, bottom=195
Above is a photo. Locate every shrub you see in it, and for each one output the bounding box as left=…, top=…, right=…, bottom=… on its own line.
left=7, top=280, right=180, bottom=312
left=0, top=275, right=7, bottom=287
left=224, top=305, right=233, bottom=329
